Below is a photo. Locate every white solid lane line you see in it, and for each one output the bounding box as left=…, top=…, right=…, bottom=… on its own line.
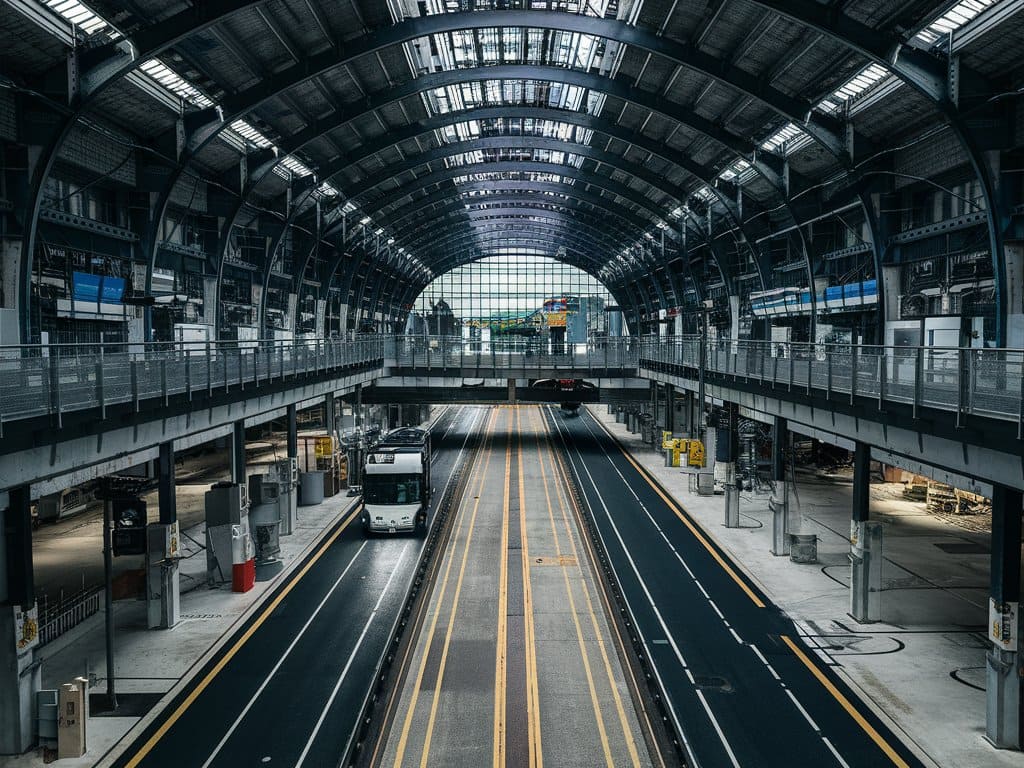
left=548, top=409, right=706, bottom=768
left=582, top=410, right=851, bottom=768
left=202, top=540, right=370, bottom=768
left=295, top=542, right=411, bottom=768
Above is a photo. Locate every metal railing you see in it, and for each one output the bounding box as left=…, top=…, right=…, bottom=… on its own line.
left=0, top=337, right=385, bottom=426
left=7, top=331, right=1018, bottom=431
left=639, top=336, right=1024, bottom=429
left=38, top=587, right=102, bottom=646
left=385, top=335, right=640, bottom=375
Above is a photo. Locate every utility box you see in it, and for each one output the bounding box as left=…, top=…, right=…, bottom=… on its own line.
left=205, top=483, right=250, bottom=586
left=57, top=681, right=86, bottom=759
left=146, top=522, right=181, bottom=629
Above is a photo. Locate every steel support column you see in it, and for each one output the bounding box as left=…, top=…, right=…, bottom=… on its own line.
left=231, top=420, right=246, bottom=485
left=850, top=441, right=882, bottom=622
left=987, top=485, right=1023, bottom=749
left=0, top=485, right=39, bottom=754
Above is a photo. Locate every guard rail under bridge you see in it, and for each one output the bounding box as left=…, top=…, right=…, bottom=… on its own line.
left=382, top=336, right=640, bottom=379
left=639, top=336, right=1024, bottom=491
left=376, top=336, right=649, bottom=405
left=0, top=338, right=384, bottom=494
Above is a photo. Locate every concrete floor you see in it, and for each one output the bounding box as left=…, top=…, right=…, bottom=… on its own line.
left=589, top=405, right=1015, bottom=768
left=31, top=436, right=321, bottom=605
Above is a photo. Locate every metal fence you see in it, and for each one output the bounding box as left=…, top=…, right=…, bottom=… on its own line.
left=0, top=337, right=385, bottom=426
left=6, top=332, right=1019, bottom=430
left=385, top=335, right=640, bottom=375
left=639, top=336, right=1024, bottom=428
left=38, top=587, right=102, bottom=646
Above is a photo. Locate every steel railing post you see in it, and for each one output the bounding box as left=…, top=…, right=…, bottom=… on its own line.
left=877, top=352, right=886, bottom=412
left=913, top=346, right=923, bottom=418
left=826, top=349, right=832, bottom=401
left=186, top=350, right=192, bottom=401
left=96, top=353, right=105, bottom=419
left=161, top=358, right=168, bottom=406
left=131, top=359, right=139, bottom=411
left=849, top=344, right=858, bottom=405
left=50, top=345, right=62, bottom=427
left=956, top=348, right=968, bottom=428
left=207, top=342, right=213, bottom=396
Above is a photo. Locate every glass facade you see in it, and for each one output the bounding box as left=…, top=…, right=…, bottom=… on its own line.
left=413, top=254, right=615, bottom=339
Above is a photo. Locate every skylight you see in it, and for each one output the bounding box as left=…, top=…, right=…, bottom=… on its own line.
left=914, top=0, right=999, bottom=46
left=818, top=63, right=890, bottom=114
left=140, top=60, right=214, bottom=108
left=230, top=119, right=274, bottom=149
left=44, top=0, right=111, bottom=35
left=760, top=2, right=1003, bottom=155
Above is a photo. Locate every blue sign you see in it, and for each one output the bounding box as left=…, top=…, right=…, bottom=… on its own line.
left=72, top=272, right=101, bottom=303
left=101, top=276, right=125, bottom=303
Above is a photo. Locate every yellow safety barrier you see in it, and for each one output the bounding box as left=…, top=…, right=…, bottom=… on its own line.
left=663, top=438, right=706, bottom=468
left=314, top=435, right=334, bottom=458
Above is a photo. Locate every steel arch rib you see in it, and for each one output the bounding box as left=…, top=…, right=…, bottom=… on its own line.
left=334, top=136, right=765, bottom=291
left=25, top=6, right=992, bottom=340
left=403, top=208, right=639, bottom=255
left=393, top=191, right=666, bottom=244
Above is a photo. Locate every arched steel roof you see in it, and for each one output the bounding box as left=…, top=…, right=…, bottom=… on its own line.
left=12, top=0, right=1016, bottom=339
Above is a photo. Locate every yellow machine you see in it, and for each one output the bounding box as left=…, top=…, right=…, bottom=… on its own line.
left=662, top=436, right=706, bottom=468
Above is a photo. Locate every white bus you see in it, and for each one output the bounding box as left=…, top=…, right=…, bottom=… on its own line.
left=361, top=427, right=432, bottom=535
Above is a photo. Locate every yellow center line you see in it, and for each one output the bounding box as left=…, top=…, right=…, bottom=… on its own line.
left=592, top=415, right=765, bottom=609
left=529, top=408, right=615, bottom=768
left=392, top=407, right=497, bottom=768
left=517, top=407, right=544, bottom=768
left=124, top=501, right=364, bottom=768
left=493, top=408, right=512, bottom=768
left=539, top=410, right=644, bottom=768
left=781, top=636, right=910, bottom=768
left=368, top=406, right=484, bottom=767
left=418, top=408, right=501, bottom=768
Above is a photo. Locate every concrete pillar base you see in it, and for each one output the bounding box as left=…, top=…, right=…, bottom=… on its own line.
left=723, top=462, right=740, bottom=528
left=0, top=609, right=41, bottom=755
left=146, top=523, right=181, bottom=629
left=850, top=520, right=883, bottom=622
left=986, top=646, right=1022, bottom=749
left=770, top=489, right=790, bottom=556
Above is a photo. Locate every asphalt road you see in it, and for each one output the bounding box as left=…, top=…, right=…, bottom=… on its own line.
left=372, top=405, right=657, bottom=768
left=547, top=406, right=925, bottom=768
left=106, top=406, right=481, bottom=768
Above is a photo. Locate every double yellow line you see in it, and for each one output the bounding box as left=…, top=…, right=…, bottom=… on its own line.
left=517, top=407, right=543, bottom=768
left=493, top=407, right=511, bottom=767
left=392, top=407, right=499, bottom=768
left=531, top=407, right=642, bottom=768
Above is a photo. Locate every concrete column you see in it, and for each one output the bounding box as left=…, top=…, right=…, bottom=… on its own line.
left=286, top=404, right=298, bottom=460
left=986, top=485, right=1022, bottom=749
left=665, top=385, right=675, bottom=433
left=231, top=420, right=246, bottom=484
left=149, top=442, right=180, bottom=630
left=355, top=384, right=363, bottom=429
left=720, top=403, right=740, bottom=527
left=324, top=393, right=336, bottom=437
left=770, top=417, right=791, bottom=556
left=158, top=441, right=176, bottom=525
left=850, top=442, right=882, bottom=622
left=0, top=486, right=41, bottom=755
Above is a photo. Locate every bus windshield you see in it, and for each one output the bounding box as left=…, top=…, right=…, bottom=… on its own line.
left=364, top=474, right=422, bottom=505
